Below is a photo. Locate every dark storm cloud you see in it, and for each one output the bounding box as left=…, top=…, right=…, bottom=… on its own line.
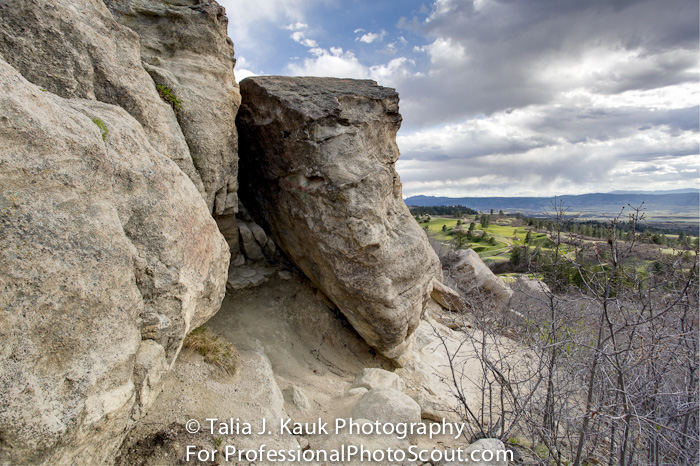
left=394, top=0, right=699, bottom=198
left=395, top=0, right=699, bottom=128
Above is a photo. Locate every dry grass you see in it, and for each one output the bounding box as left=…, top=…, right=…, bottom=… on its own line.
left=183, top=326, right=238, bottom=375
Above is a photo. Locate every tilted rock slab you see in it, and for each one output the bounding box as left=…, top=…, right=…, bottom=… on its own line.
left=0, top=58, right=228, bottom=465
left=443, top=249, right=513, bottom=310
left=237, top=76, right=441, bottom=364
left=430, top=278, right=471, bottom=312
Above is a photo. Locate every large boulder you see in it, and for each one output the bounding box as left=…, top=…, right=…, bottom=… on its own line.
left=352, top=388, right=422, bottom=426
left=0, top=0, right=205, bottom=198
left=236, top=76, right=441, bottom=364
left=443, top=249, right=513, bottom=310
left=0, top=58, right=229, bottom=465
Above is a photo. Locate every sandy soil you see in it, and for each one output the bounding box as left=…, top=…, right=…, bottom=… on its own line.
left=118, top=269, right=498, bottom=465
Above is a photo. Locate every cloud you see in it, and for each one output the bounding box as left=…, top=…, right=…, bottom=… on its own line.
left=287, top=48, right=417, bottom=84
left=396, top=100, right=699, bottom=197
left=285, top=22, right=308, bottom=31
left=356, top=30, right=387, bottom=44
left=386, top=0, right=700, bottom=196
left=291, top=31, right=319, bottom=48
left=220, top=0, right=309, bottom=45
left=233, top=56, right=261, bottom=82
left=287, top=47, right=369, bottom=79
left=396, top=0, right=699, bottom=127
left=418, top=37, right=467, bottom=68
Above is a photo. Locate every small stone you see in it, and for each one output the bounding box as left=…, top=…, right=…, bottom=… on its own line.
left=352, top=368, right=405, bottom=392
left=263, top=237, right=277, bottom=259
left=249, top=274, right=268, bottom=287
left=346, top=387, right=368, bottom=397
left=249, top=222, right=268, bottom=247
left=352, top=388, right=421, bottom=426
left=291, top=386, right=310, bottom=410
left=232, top=254, right=245, bottom=267
left=238, top=222, right=264, bottom=261
left=239, top=268, right=256, bottom=278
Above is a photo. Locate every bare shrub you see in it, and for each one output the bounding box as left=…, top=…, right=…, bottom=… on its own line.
left=436, top=202, right=699, bottom=466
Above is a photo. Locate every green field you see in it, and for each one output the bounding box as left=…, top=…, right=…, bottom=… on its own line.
left=418, top=215, right=550, bottom=262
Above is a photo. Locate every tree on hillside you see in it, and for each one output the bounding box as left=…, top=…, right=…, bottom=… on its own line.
left=525, top=230, right=532, bottom=244
left=453, top=230, right=468, bottom=249
left=480, top=214, right=491, bottom=229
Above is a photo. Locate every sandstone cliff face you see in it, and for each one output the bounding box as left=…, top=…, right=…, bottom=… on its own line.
left=103, top=0, right=241, bottom=219
left=0, top=0, right=206, bottom=198
left=0, top=1, right=233, bottom=463
left=237, top=77, right=441, bottom=364
left=0, top=56, right=229, bottom=466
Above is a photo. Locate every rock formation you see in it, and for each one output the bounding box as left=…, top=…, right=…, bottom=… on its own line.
left=236, top=76, right=441, bottom=364
left=0, top=2, right=511, bottom=464
left=442, top=249, right=513, bottom=310
left=0, top=1, right=232, bottom=463
left=103, top=0, right=242, bottom=246
left=430, top=278, right=471, bottom=312
left=0, top=0, right=205, bottom=197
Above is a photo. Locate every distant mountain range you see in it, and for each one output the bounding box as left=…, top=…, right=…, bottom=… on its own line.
left=405, top=190, right=699, bottom=222
left=608, top=189, right=699, bottom=195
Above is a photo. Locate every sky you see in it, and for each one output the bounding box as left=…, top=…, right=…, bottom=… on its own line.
left=219, top=0, right=699, bottom=198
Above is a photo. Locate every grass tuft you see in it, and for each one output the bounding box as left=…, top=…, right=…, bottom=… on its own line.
left=156, top=84, right=182, bottom=111
left=183, top=326, right=238, bottom=375
left=92, top=117, right=108, bottom=141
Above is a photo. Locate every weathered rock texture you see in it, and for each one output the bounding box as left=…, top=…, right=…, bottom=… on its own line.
left=443, top=249, right=513, bottom=310
left=0, top=37, right=228, bottom=466
left=430, top=278, right=471, bottom=312
left=352, top=388, right=422, bottom=426
left=237, top=76, right=441, bottom=364
left=103, top=0, right=241, bottom=218
left=0, top=0, right=205, bottom=197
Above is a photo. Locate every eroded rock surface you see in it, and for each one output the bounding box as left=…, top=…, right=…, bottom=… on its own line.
left=237, top=76, right=441, bottom=364
left=0, top=57, right=228, bottom=465
left=104, top=0, right=241, bottom=217
left=0, top=0, right=205, bottom=197
left=430, top=278, right=471, bottom=312
left=443, top=249, right=513, bottom=310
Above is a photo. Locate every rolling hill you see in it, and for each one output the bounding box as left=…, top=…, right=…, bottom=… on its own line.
left=405, top=191, right=699, bottom=223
